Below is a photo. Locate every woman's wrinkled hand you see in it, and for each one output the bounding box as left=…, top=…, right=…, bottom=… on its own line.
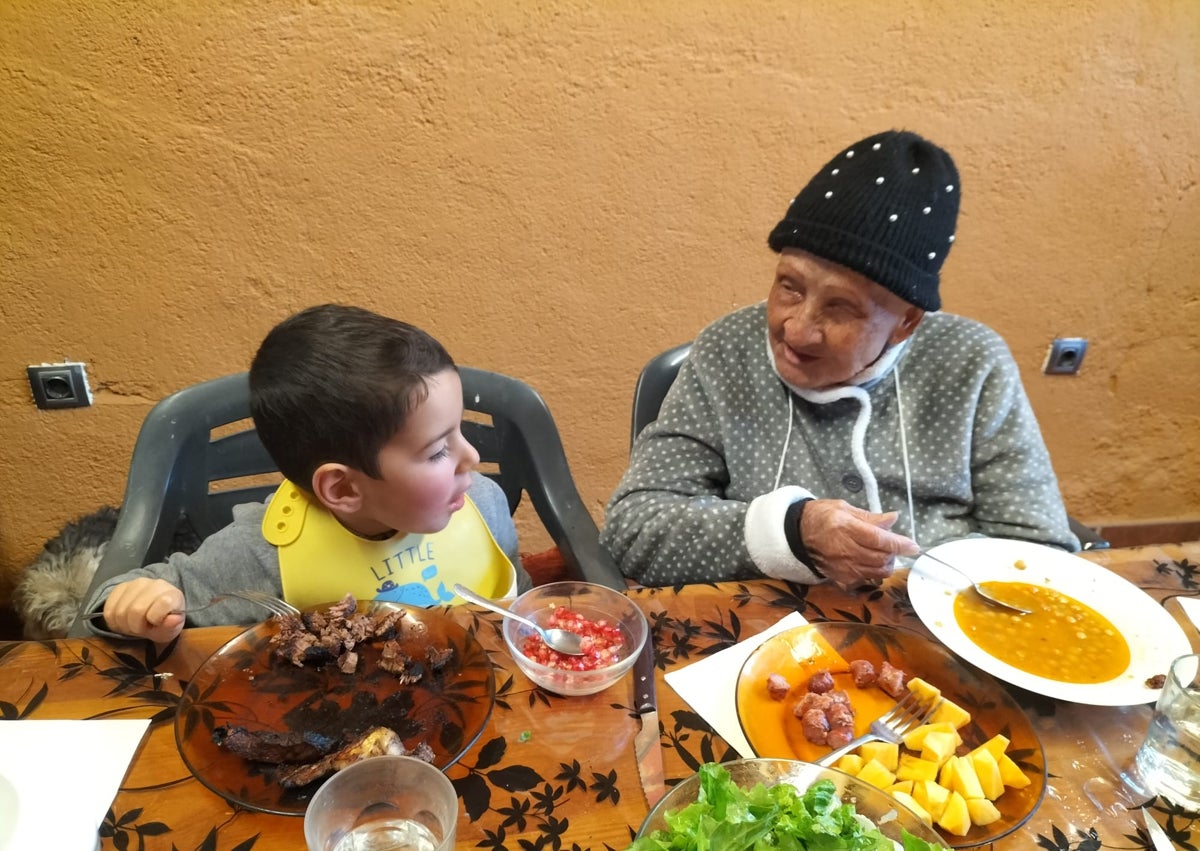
left=102, top=577, right=188, bottom=643
left=799, top=500, right=920, bottom=591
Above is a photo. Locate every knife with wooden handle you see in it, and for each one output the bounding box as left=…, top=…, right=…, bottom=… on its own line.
left=633, top=637, right=666, bottom=808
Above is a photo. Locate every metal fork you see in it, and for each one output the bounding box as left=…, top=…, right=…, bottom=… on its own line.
left=85, top=589, right=300, bottom=620
left=221, top=589, right=300, bottom=617
left=816, top=690, right=944, bottom=766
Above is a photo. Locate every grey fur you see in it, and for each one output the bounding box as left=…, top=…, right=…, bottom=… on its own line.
left=14, top=507, right=202, bottom=640
left=14, top=507, right=118, bottom=640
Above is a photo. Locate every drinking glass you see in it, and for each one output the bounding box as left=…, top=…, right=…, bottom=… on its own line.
left=303, top=755, right=458, bottom=851
left=1121, top=653, right=1200, bottom=810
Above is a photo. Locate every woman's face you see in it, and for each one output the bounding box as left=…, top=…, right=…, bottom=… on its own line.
left=766, top=249, right=924, bottom=389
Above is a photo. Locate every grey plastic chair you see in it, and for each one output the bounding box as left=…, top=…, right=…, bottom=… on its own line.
left=631, top=342, right=1109, bottom=551
left=68, top=368, right=623, bottom=635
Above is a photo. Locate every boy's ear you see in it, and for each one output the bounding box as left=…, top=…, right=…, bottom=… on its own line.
left=309, top=463, right=364, bottom=513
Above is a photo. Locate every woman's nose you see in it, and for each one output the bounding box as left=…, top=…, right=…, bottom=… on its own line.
left=784, top=311, right=823, bottom=347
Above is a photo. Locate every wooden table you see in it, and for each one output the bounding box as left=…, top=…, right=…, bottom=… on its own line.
left=2, top=542, right=1198, bottom=850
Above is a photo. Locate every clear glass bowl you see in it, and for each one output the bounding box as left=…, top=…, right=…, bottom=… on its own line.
left=501, top=581, right=648, bottom=696
left=635, top=758, right=945, bottom=846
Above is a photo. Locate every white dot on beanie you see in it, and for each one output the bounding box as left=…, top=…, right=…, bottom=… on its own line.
left=928, top=252, right=937, bottom=259
left=946, top=184, right=955, bottom=192
left=912, top=167, right=920, bottom=174
left=825, top=191, right=833, bottom=199
left=948, top=234, right=955, bottom=242
left=889, top=213, right=898, bottom=222
left=872, top=142, right=881, bottom=150
left=846, top=150, right=855, bottom=158
left=832, top=169, right=839, bottom=176
left=923, top=206, right=932, bottom=214
left=876, top=177, right=885, bottom=185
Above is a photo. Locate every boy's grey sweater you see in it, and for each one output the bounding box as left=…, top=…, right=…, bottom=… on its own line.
left=602, top=303, right=1077, bottom=586
left=83, top=473, right=526, bottom=635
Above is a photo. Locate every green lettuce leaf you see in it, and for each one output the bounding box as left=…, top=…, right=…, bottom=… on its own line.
left=627, top=762, right=949, bottom=851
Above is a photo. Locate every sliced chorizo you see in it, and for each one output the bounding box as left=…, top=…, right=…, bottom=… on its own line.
left=766, top=673, right=791, bottom=701
left=849, top=659, right=876, bottom=687
left=807, top=669, right=835, bottom=694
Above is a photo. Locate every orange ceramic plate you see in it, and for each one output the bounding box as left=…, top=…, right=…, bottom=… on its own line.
left=735, top=622, right=1046, bottom=848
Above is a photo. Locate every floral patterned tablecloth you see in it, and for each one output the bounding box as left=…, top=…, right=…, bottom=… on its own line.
left=1, top=542, right=1197, bottom=850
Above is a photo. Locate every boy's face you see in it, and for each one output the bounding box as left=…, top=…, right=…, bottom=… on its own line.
left=353, top=368, right=480, bottom=536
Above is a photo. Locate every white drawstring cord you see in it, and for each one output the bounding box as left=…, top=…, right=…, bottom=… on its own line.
left=893, top=365, right=918, bottom=545
left=773, top=394, right=794, bottom=491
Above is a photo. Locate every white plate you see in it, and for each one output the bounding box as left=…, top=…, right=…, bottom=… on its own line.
left=0, top=774, right=16, bottom=851
left=907, top=538, right=1192, bottom=706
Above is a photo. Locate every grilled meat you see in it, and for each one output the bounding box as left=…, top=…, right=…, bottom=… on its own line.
left=212, top=725, right=338, bottom=764
left=276, top=726, right=414, bottom=788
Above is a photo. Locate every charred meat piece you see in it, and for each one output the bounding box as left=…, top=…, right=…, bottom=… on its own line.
left=378, top=641, right=426, bottom=683
left=371, top=608, right=408, bottom=639
left=338, top=650, right=359, bottom=674
left=276, top=726, right=411, bottom=788
left=327, top=594, right=358, bottom=620
left=268, top=595, right=445, bottom=680
left=425, top=644, right=454, bottom=671
left=212, top=725, right=338, bottom=764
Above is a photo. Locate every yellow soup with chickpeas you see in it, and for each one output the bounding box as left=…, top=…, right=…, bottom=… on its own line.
left=952, top=581, right=1130, bottom=683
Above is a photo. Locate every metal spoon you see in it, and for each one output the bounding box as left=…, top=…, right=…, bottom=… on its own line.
left=914, top=550, right=1032, bottom=615
left=453, top=584, right=586, bottom=655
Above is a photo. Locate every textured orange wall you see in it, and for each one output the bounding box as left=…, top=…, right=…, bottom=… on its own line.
left=2, top=1, right=1198, bottom=599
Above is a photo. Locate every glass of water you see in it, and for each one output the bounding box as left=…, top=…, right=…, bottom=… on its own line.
left=1121, top=653, right=1200, bottom=810
left=303, top=755, right=457, bottom=851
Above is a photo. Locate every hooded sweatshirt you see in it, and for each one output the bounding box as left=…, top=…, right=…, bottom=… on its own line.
left=601, top=303, right=1078, bottom=586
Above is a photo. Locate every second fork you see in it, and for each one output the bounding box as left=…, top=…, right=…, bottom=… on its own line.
left=816, top=690, right=943, bottom=766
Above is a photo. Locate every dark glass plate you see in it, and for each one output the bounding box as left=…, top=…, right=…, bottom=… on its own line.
left=736, top=622, right=1046, bottom=848
left=176, top=601, right=494, bottom=815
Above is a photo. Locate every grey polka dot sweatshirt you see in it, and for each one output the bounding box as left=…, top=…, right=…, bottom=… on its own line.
left=601, top=303, right=1078, bottom=586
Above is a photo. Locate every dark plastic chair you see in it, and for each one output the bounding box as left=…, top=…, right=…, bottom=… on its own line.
left=631, top=343, right=1109, bottom=551
left=68, top=368, right=623, bottom=635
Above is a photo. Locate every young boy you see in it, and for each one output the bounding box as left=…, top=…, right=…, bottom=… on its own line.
left=84, top=304, right=528, bottom=642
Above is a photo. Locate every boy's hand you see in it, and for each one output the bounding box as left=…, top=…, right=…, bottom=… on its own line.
left=102, top=578, right=188, bottom=642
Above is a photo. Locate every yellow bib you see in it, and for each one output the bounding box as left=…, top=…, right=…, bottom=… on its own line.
left=262, top=480, right=517, bottom=611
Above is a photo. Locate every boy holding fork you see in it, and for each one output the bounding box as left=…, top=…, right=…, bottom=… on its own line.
left=83, top=304, right=529, bottom=642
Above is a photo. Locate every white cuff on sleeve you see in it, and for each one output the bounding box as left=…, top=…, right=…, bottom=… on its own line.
left=745, top=486, right=823, bottom=583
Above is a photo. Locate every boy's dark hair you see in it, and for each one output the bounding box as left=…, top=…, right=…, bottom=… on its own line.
left=249, top=304, right=455, bottom=488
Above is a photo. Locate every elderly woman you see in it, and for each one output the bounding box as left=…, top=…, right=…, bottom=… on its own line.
left=602, top=129, right=1078, bottom=590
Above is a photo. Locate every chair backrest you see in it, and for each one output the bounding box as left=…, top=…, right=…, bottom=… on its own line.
left=455, top=367, right=623, bottom=587
left=630, top=342, right=692, bottom=448
left=70, top=368, right=623, bottom=634
left=629, top=343, right=1108, bottom=550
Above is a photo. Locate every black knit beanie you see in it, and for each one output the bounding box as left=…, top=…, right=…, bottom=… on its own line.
left=767, top=130, right=960, bottom=311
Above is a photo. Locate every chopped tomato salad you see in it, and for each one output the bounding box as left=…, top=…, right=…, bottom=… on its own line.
left=520, top=607, right=625, bottom=671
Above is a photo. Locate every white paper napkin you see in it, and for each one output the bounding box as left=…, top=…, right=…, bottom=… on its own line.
left=664, top=611, right=809, bottom=758
left=0, top=719, right=150, bottom=851
left=1177, top=596, right=1200, bottom=636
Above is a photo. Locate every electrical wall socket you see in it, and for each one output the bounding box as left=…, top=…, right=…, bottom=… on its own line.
left=1043, top=338, right=1088, bottom=375
left=28, top=361, right=93, bottom=409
